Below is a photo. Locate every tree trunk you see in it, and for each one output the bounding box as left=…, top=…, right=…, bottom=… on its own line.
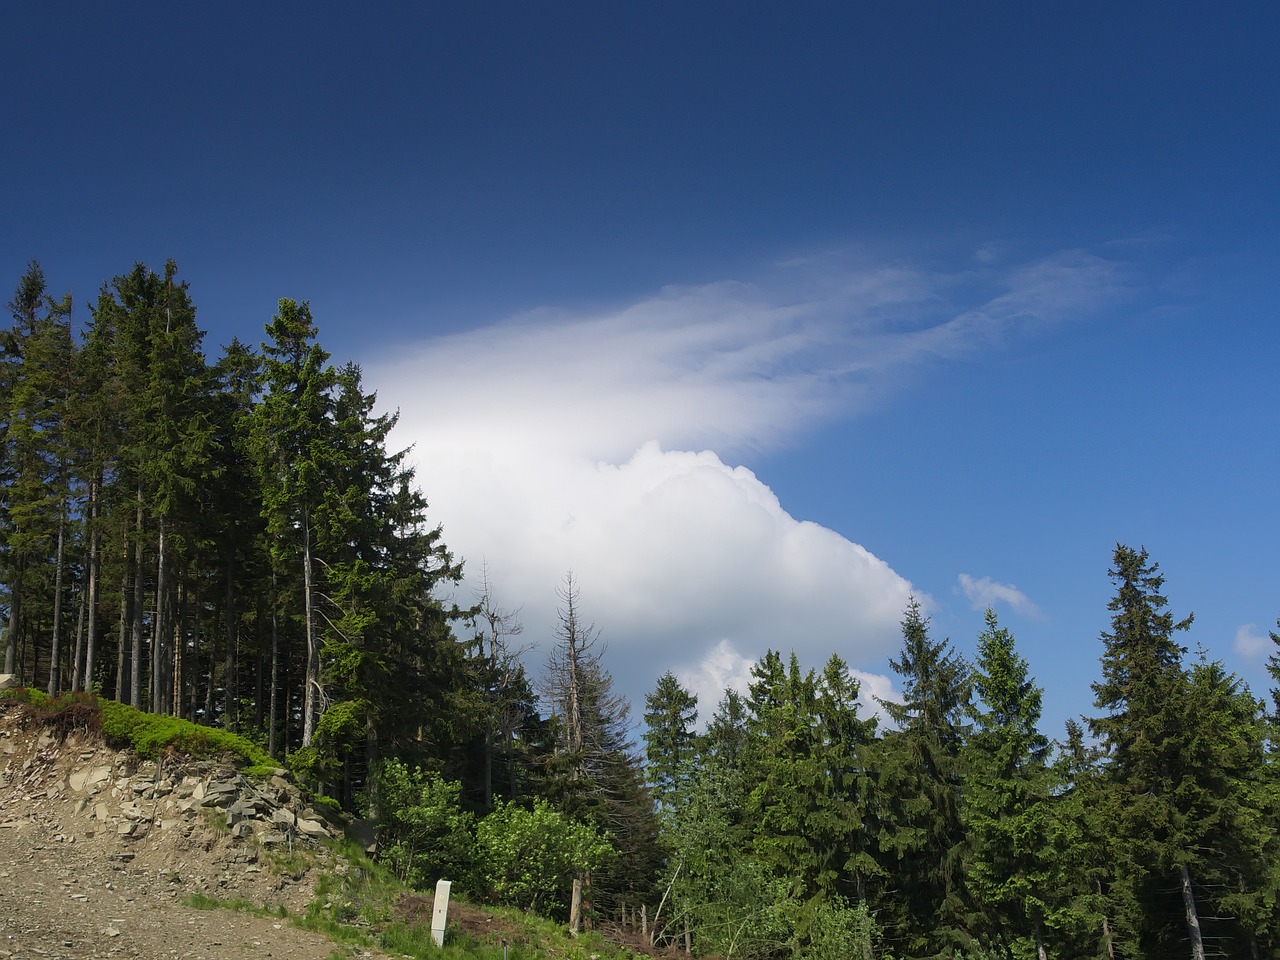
left=152, top=516, right=168, bottom=714
left=130, top=490, right=144, bottom=709
left=1097, top=879, right=1115, bottom=960
left=80, top=481, right=100, bottom=691
left=188, top=574, right=201, bottom=720
left=115, top=570, right=127, bottom=702
left=223, top=553, right=236, bottom=726
left=5, top=587, right=19, bottom=676
left=70, top=574, right=86, bottom=692
left=302, top=518, right=318, bottom=746
left=172, top=575, right=185, bottom=718
left=46, top=506, right=67, bottom=696
left=268, top=568, right=280, bottom=757
left=569, top=877, right=582, bottom=936
left=1034, top=919, right=1048, bottom=960
left=1181, top=864, right=1206, bottom=960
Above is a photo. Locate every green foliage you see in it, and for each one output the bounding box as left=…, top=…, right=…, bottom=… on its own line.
left=96, top=697, right=274, bottom=767
left=874, top=598, right=974, bottom=959
left=475, top=798, right=615, bottom=916
left=372, top=759, right=477, bottom=891
left=962, top=608, right=1054, bottom=952
left=642, top=671, right=698, bottom=810
left=790, top=896, right=882, bottom=960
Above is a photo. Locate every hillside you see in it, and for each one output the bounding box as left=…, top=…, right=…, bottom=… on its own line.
left=0, top=699, right=392, bottom=960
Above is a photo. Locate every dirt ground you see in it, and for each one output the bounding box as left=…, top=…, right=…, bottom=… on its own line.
left=0, top=706, right=393, bottom=960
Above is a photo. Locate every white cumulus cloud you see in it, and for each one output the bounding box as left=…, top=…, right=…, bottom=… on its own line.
left=1233, top=624, right=1271, bottom=659
left=366, top=249, right=1117, bottom=715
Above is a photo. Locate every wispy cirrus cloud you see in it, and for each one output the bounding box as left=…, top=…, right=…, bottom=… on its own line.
left=368, top=246, right=1119, bottom=714
left=958, top=573, right=1044, bottom=619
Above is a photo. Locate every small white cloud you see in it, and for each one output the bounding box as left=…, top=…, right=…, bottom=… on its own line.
left=958, top=573, right=1043, bottom=619
left=851, top=669, right=900, bottom=726
left=677, top=639, right=756, bottom=725
left=1233, top=624, right=1271, bottom=659
left=675, top=642, right=898, bottom=731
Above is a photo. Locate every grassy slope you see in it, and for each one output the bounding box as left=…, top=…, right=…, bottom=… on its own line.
left=1, top=689, right=652, bottom=960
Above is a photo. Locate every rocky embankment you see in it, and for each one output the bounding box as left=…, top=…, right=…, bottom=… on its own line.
left=0, top=702, right=389, bottom=960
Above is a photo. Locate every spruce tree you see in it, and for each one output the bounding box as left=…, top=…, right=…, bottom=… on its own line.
left=252, top=299, right=336, bottom=748
left=642, top=671, right=698, bottom=812
left=541, top=573, right=661, bottom=924
left=963, top=608, right=1054, bottom=959
left=1088, top=544, right=1211, bottom=959
left=874, top=596, right=973, bottom=959
left=2, top=262, right=74, bottom=684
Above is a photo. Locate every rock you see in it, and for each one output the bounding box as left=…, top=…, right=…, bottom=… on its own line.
left=295, top=818, right=329, bottom=839
left=0, top=674, right=16, bottom=691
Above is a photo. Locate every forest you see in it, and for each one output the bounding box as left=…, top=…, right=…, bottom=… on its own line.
left=2, top=259, right=1279, bottom=960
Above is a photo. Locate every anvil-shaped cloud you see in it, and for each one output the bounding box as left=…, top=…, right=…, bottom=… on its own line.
left=367, top=248, right=1120, bottom=720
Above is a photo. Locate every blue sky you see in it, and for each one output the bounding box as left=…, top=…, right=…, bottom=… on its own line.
left=4, top=2, right=1278, bottom=736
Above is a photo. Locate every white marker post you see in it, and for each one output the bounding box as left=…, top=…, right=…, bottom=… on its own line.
left=431, top=879, right=452, bottom=947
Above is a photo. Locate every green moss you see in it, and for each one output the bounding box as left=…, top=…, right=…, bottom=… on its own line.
left=97, top=698, right=273, bottom=768
left=0, top=689, right=275, bottom=773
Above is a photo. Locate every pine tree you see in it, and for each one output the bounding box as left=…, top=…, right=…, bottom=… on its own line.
left=541, top=573, right=661, bottom=925
left=2, top=262, right=74, bottom=685
left=1087, top=544, right=1213, bottom=959
left=136, top=261, right=213, bottom=715
left=204, top=338, right=265, bottom=729
left=963, top=608, right=1054, bottom=959
left=874, top=596, right=973, bottom=959
left=642, top=671, right=698, bottom=812
left=466, top=564, right=534, bottom=810
left=309, top=362, right=468, bottom=801
left=252, top=299, right=336, bottom=748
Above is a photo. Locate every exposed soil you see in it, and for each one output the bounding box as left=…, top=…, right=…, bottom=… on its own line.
left=0, top=703, right=392, bottom=960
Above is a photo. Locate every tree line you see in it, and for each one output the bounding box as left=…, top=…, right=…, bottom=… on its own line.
left=640, top=548, right=1280, bottom=959
left=0, top=258, right=657, bottom=924
left=0, top=260, right=537, bottom=797
left=4, top=260, right=1278, bottom=958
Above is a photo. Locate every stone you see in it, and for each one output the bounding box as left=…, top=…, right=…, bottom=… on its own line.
left=295, top=817, right=329, bottom=838
left=0, top=674, right=16, bottom=691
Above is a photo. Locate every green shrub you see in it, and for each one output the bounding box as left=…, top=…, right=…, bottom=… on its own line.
left=371, top=759, right=477, bottom=891
left=475, top=798, right=615, bottom=917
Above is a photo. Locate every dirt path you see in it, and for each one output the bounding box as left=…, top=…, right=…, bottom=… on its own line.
left=0, top=811, right=391, bottom=960
left=0, top=705, right=395, bottom=960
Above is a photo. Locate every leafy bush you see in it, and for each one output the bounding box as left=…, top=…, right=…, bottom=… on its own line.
left=475, top=798, right=615, bottom=916
left=791, top=895, right=883, bottom=960
left=372, top=759, right=477, bottom=892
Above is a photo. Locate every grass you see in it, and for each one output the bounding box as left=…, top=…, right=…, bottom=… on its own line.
left=182, top=891, right=286, bottom=918
left=2, top=687, right=649, bottom=960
